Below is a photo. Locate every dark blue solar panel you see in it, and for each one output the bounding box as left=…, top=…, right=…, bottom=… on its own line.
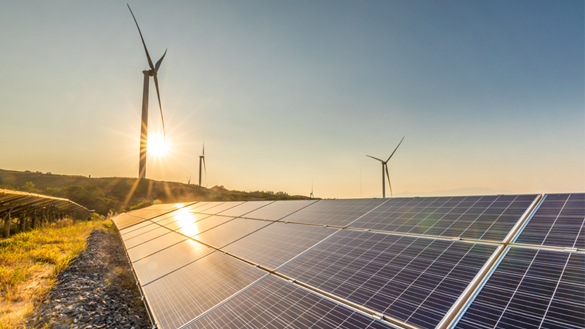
left=222, top=222, right=338, bottom=269
left=279, top=230, right=497, bottom=329
left=351, top=195, right=537, bottom=241
left=280, top=199, right=387, bottom=227
left=515, top=193, right=585, bottom=249
left=187, top=275, right=394, bottom=329
left=454, top=248, right=585, bottom=329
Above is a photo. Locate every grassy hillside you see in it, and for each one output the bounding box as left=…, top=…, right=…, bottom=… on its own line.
left=0, top=169, right=311, bottom=215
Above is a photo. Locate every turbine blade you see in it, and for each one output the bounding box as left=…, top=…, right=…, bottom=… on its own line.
left=202, top=141, right=205, bottom=156
left=153, top=74, right=166, bottom=138
left=155, top=49, right=167, bottom=72
left=127, top=4, right=155, bottom=71
left=386, top=136, right=405, bottom=162
left=366, top=155, right=385, bottom=162
left=385, top=165, right=393, bottom=198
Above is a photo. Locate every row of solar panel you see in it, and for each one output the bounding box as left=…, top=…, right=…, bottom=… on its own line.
left=114, top=194, right=584, bottom=248
left=113, top=193, right=584, bottom=329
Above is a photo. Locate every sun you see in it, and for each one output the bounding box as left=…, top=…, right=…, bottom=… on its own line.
left=147, top=134, right=166, bottom=156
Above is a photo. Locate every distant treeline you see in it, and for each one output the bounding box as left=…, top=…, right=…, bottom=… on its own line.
left=0, top=169, right=311, bottom=215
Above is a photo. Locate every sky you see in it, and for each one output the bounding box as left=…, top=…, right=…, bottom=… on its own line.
left=0, top=0, right=583, bottom=199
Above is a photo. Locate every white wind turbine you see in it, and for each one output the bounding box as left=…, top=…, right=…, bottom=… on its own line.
left=128, top=4, right=167, bottom=179
left=367, top=136, right=405, bottom=198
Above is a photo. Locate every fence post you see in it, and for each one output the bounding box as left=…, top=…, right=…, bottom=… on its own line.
left=3, top=208, right=13, bottom=238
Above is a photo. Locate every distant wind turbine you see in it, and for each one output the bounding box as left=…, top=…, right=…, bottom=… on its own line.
left=310, top=181, right=314, bottom=199
left=199, top=143, right=207, bottom=186
left=128, top=4, right=167, bottom=179
left=367, top=136, right=405, bottom=198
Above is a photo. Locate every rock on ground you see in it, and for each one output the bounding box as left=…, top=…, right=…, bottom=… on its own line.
left=27, top=228, right=151, bottom=329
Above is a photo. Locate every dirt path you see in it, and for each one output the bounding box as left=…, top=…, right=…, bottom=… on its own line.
left=27, top=227, right=151, bottom=329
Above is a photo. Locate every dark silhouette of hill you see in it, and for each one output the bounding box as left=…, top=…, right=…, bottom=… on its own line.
left=0, top=169, right=311, bottom=215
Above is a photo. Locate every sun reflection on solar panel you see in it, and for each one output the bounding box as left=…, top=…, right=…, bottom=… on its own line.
left=174, top=208, right=198, bottom=236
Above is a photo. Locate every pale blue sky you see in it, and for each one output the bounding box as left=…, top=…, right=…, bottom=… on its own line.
left=0, top=0, right=583, bottom=198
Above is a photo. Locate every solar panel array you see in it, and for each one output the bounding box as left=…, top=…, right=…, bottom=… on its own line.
left=112, top=193, right=584, bottom=329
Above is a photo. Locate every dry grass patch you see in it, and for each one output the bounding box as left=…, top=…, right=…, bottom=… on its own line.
left=0, top=217, right=109, bottom=328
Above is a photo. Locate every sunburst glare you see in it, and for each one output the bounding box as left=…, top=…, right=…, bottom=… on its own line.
left=147, top=134, right=167, bottom=157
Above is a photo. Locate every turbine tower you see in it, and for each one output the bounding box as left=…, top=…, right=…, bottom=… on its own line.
left=366, top=136, right=405, bottom=198
left=199, top=143, right=206, bottom=186
left=128, top=4, right=167, bottom=178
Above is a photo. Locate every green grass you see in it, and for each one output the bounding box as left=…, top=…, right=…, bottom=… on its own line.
left=0, top=217, right=109, bottom=328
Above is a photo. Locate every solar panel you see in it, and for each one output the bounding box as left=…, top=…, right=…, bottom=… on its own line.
left=120, top=219, right=156, bottom=236
left=156, top=212, right=212, bottom=227
left=124, top=226, right=173, bottom=249
left=279, top=230, right=498, bottom=329
left=132, top=238, right=214, bottom=285
left=142, top=252, right=266, bottom=329
left=280, top=199, right=387, bottom=227
left=222, top=222, right=338, bottom=269
left=120, top=222, right=160, bottom=240
left=194, top=218, right=272, bottom=248
left=351, top=195, right=538, bottom=241
left=187, top=275, right=394, bottom=329
left=197, top=201, right=245, bottom=215
left=174, top=215, right=236, bottom=237
left=243, top=200, right=317, bottom=221
left=515, top=193, right=585, bottom=249
left=453, top=247, right=585, bottom=329
left=114, top=213, right=148, bottom=230
left=127, top=231, right=187, bottom=262
left=128, top=202, right=194, bottom=219
left=190, top=201, right=227, bottom=213
left=216, top=201, right=274, bottom=217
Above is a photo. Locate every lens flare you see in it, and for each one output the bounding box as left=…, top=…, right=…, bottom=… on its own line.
left=147, top=134, right=166, bottom=156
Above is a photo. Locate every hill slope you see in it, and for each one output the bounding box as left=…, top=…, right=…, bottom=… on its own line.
left=0, top=169, right=310, bottom=215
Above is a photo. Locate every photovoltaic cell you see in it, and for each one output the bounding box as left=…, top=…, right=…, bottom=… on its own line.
left=128, top=202, right=194, bottom=220
left=120, top=222, right=160, bottom=240
left=281, top=199, right=387, bottom=227
left=187, top=275, right=394, bottom=329
left=279, top=230, right=498, bottom=329
left=114, top=213, right=147, bottom=230
left=454, top=248, right=585, bottom=329
left=216, top=201, right=273, bottom=217
left=127, top=231, right=187, bottom=262
left=124, top=226, right=173, bottom=249
left=222, top=222, right=338, bottom=269
left=515, top=193, right=585, bottom=249
left=174, top=215, right=236, bottom=237
left=118, top=218, right=152, bottom=236
left=190, top=202, right=225, bottom=213
left=143, top=252, right=266, bottom=329
left=133, top=239, right=214, bottom=285
left=194, top=218, right=271, bottom=248
left=197, top=201, right=245, bottom=215
left=243, top=200, right=317, bottom=221
left=351, top=195, right=537, bottom=241
left=156, top=212, right=211, bottom=227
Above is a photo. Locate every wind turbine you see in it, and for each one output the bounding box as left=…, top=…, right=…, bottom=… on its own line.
left=199, top=143, right=207, bottom=186
left=367, top=136, right=405, bottom=198
left=128, top=4, right=167, bottom=179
